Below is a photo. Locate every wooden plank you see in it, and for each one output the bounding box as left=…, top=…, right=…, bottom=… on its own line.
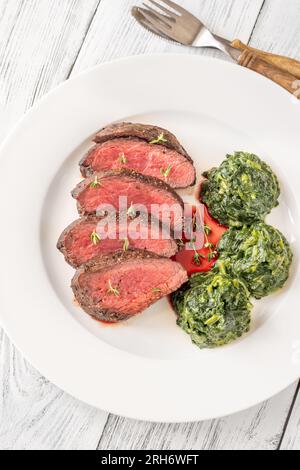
left=73, top=0, right=265, bottom=73
left=0, top=330, right=107, bottom=450
left=98, top=385, right=297, bottom=450
left=0, top=0, right=109, bottom=450
left=249, top=0, right=300, bottom=59
left=280, top=383, right=300, bottom=450
left=0, top=0, right=100, bottom=141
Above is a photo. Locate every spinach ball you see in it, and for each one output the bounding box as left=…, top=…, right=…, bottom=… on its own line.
left=218, top=222, right=293, bottom=299
left=201, top=152, right=280, bottom=226
left=172, top=271, right=252, bottom=349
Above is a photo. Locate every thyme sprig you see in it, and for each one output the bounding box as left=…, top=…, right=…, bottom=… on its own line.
left=149, top=133, right=168, bottom=145
left=160, top=165, right=172, bottom=180
left=123, top=238, right=130, bottom=252
left=119, top=153, right=128, bottom=164
left=107, top=280, right=120, bottom=297
left=152, top=288, right=162, bottom=294
left=90, top=176, right=101, bottom=188
left=90, top=231, right=101, bottom=245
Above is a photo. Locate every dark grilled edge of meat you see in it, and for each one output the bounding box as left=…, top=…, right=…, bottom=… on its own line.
left=93, top=122, right=193, bottom=162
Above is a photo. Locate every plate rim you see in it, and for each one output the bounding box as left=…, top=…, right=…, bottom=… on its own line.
left=0, top=53, right=299, bottom=423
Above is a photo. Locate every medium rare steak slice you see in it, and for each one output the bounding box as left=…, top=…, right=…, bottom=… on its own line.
left=94, top=122, right=190, bottom=159
left=72, top=250, right=188, bottom=323
left=57, top=214, right=178, bottom=268
left=80, top=138, right=196, bottom=189
left=72, top=170, right=184, bottom=229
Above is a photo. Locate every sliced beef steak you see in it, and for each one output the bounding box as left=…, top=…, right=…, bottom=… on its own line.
left=57, top=214, right=178, bottom=268
left=94, top=122, right=190, bottom=158
left=80, top=138, right=196, bottom=188
left=72, top=250, right=188, bottom=322
left=72, top=170, right=184, bottom=229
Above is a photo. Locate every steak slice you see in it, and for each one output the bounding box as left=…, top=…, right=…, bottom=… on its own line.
left=71, top=250, right=188, bottom=322
left=80, top=138, right=196, bottom=189
left=94, top=122, right=191, bottom=159
left=57, top=214, right=178, bottom=268
left=72, top=170, right=184, bottom=229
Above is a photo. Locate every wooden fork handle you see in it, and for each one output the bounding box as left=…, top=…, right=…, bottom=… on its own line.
left=238, top=50, right=299, bottom=97
left=232, top=39, right=300, bottom=79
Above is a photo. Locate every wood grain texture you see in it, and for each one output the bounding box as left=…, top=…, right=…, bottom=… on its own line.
left=249, top=0, right=300, bottom=60
left=238, top=49, right=299, bottom=95
left=0, top=330, right=108, bottom=450
left=73, top=0, right=265, bottom=72
left=0, top=0, right=100, bottom=141
left=98, top=384, right=297, bottom=450
left=280, top=383, right=300, bottom=450
left=232, top=39, right=300, bottom=78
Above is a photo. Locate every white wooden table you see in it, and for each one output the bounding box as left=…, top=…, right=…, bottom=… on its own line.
left=0, top=0, right=300, bottom=451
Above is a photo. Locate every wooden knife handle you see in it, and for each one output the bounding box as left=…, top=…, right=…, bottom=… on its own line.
left=232, top=39, right=300, bottom=79
left=238, top=50, right=299, bottom=97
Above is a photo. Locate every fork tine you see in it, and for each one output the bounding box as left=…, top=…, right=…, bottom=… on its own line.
left=157, top=0, right=186, bottom=15
left=147, top=0, right=178, bottom=18
left=132, top=7, right=174, bottom=41
left=138, top=8, right=173, bottom=32
left=135, top=7, right=181, bottom=41
left=142, top=3, right=174, bottom=27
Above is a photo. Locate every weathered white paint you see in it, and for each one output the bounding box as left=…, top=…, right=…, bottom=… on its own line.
left=0, top=0, right=100, bottom=141
left=73, top=0, right=265, bottom=72
left=98, top=385, right=297, bottom=450
left=0, top=0, right=299, bottom=451
left=0, top=330, right=108, bottom=450
left=280, top=384, right=300, bottom=450
left=249, top=0, right=300, bottom=59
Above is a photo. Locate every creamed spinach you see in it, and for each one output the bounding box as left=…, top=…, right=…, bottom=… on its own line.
left=172, top=271, right=252, bottom=349
left=201, top=152, right=280, bottom=226
left=217, top=222, right=293, bottom=299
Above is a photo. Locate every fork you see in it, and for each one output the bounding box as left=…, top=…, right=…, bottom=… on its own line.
left=132, top=0, right=300, bottom=96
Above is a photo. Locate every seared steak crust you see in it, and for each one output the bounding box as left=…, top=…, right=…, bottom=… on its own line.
left=72, top=250, right=188, bottom=323
left=94, top=122, right=192, bottom=161
left=57, top=213, right=178, bottom=268
left=72, top=169, right=184, bottom=217
left=79, top=138, right=196, bottom=188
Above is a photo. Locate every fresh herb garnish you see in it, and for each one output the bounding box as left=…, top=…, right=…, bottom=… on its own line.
left=193, top=252, right=202, bottom=266
left=208, top=251, right=218, bottom=262
left=90, top=176, right=101, bottom=188
left=205, top=242, right=215, bottom=250
left=149, top=133, right=168, bottom=145
left=123, top=238, right=130, bottom=252
left=152, top=288, right=162, bottom=294
left=119, top=153, right=128, bottom=164
left=107, top=280, right=120, bottom=297
left=90, top=231, right=101, bottom=245
left=160, top=165, right=172, bottom=180
left=204, top=224, right=212, bottom=235
left=189, top=240, right=205, bottom=266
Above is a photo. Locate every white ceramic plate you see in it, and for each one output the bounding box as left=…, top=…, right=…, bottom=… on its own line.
left=0, top=54, right=299, bottom=423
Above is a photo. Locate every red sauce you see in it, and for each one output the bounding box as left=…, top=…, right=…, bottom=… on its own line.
left=172, top=205, right=228, bottom=276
